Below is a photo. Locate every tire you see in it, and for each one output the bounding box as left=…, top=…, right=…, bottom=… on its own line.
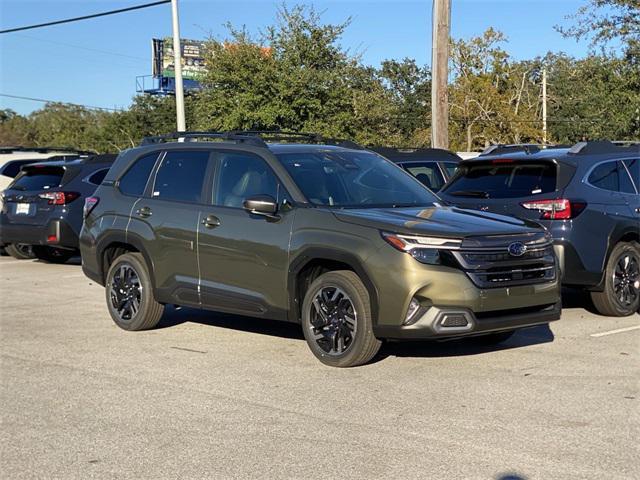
left=591, top=242, right=640, bottom=317
left=105, top=252, right=164, bottom=331
left=5, top=243, right=35, bottom=260
left=32, top=246, right=75, bottom=264
left=473, top=330, right=515, bottom=345
left=301, top=270, right=381, bottom=367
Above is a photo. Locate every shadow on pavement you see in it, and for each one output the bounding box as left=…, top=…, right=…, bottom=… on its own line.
left=157, top=305, right=305, bottom=340
left=561, top=287, right=598, bottom=314
left=378, top=324, right=554, bottom=360
left=156, top=305, right=555, bottom=360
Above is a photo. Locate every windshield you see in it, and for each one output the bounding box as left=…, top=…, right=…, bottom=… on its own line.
left=276, top=150, right=439, bottom=208
left=443, top=162, right=557, bottom=199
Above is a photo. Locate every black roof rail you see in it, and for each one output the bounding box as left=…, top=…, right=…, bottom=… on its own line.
left=140, top=130, right=365, bottom=150
left=229, top=130, right=364, bottom=149
left=568, top=140, right=640, bottom=155
left=479, top=143, right=567, bottom=156
left=140, top=131, right=268, bottom=148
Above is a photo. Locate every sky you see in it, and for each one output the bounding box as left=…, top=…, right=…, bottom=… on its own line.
left=0, top=0, right=594, bottom=115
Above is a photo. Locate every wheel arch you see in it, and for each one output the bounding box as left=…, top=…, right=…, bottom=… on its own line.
left=595, top=226, right=640, bottom=290
left=288, top=248, right=379, bottom=325
left=96, top=232, right=157, bottom=291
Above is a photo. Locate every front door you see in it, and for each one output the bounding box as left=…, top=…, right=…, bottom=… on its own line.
left=197, top=150, right=295, bottom=319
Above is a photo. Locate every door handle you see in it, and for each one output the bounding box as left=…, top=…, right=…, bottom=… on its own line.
left=202, top=214, right=221, bottom=228
left=635, top=207, right=640, bottom=214
left=136, top=206, right=152, bottom=218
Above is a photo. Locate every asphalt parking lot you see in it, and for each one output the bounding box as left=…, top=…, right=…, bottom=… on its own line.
left=1, top=256, right=638, bottom=480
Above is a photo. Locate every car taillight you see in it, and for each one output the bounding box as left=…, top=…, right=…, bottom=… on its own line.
left=84, top=196, right=99, bottom=218
left=38, top=191, right=80, bottom=205
left=521, top=198, right=586, bottom=220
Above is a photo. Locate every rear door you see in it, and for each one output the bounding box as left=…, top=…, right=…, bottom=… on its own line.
left=619, top=158, right=640, bottom=221
left=2, top=166, right=66, bottom=226
left=129, top=149, right=211, bottom=307
left=441, top=160, right=560, bottom=219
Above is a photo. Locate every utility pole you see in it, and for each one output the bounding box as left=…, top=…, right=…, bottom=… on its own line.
left=171, top=0, right=186, bottom=132
left=431, top=0, right=451, bottom=149
left=542, top=67, right=548, bottom=144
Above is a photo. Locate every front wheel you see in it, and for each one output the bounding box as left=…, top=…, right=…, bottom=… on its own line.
left=105, top=252, right=164, bottom=331
left=591, top=242, right=640, bottom=317
left=32, top=246, right=75, bottom=264
left=5, top=243, right=35, bottom=260
left=301, top=270, right=381, bottom=367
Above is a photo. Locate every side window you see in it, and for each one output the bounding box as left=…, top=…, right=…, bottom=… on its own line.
left=618, top=161, right=636, bottom=194
left=152, top=150, right=210, bottom=203
left=87, top=168, right=108, bottom=186
left=623, top=159, right=639, bottom=192
left=118, top=153, right=159, bottom=196
left=403, top=162, right=445, bottom=190
left=214, top=152, right=280, bottom=208
left=588, top=161, right=618, bottom=192
left=443, top=162, right=458, bottom=178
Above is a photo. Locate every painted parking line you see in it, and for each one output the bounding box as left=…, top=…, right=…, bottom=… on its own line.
left=590, top=325, right=640, bottom=337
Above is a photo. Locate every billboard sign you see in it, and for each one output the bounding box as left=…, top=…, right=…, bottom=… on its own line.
left=152, top=38, right=207, bottom=81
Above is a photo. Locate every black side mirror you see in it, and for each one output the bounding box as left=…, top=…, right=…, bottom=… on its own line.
left=243, top=194, right=279, bottom=219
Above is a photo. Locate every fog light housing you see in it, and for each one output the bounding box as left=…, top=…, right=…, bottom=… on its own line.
left=404, top=298, right=422, bottom=325
left=410, top=248, right=440, bottom=265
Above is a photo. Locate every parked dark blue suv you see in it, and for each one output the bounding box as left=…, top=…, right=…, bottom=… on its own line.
left=439, top=141, right=639, bottom=317
left=0, top=154, right=116, bottom=263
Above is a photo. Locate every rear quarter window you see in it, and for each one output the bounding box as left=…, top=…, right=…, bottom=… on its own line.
left=444, top=162, right=556, bottom=199
left=118, top=153, right=159, bottom=196
left=10, top=167, right=65, bottom=191
left=87, top=168, right=109, bottom=186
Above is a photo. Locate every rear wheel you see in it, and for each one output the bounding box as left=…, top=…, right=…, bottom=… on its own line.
left=32, top=246, right=75, bottom=264
left=105, top=252, right=164, bottom=331
left=591, top=242, right=640, bottom=317
left=301, top=270, right=381, bottom=367
left=5, top=243, right=35, bottom=260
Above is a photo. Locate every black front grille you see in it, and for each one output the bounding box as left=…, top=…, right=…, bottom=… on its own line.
left=452, top=241, right=556, bottom=289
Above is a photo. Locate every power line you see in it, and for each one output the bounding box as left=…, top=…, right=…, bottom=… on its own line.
left=0, top=0, right=171, bottom=34
left=0, top=93, right=121, bottom=112
left=15, top=34, right=147, bottom=62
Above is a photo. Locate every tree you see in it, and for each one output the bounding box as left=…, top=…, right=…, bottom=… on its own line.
left=556, top=0, right=640, bottom=56
left=542, top=52, right=640, bottom=142
left=193, top=4, right=400, bottom=145
left=448, top=29, right=544, bottom=151
left=378, top=59, right=431, bottom=145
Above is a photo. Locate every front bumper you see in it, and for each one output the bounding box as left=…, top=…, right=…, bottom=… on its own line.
left=0, top=218, right=79, bottom=249
left=374, top=301, right=561, bottom=339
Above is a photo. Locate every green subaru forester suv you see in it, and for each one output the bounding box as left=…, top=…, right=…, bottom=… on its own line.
left=80, top=132, right=561, bottom=367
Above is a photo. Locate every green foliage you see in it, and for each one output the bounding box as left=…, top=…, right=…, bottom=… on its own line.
left=556, top=0, right=640, bottom=54
left=0, top=4, right=637, bottom=154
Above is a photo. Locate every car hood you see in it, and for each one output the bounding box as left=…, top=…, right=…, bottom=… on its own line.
left=332, top=205, right=543, bottom=238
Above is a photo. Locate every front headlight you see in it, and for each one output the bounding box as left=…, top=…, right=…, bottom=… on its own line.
left=381, top=232, right=462, bottom=265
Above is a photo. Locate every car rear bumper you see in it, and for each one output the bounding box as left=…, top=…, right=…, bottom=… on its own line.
left=0, top=218, right=79, bottom=249
left=553, top=241, right=602, bottom=288
left=373, top=301, right=561, bottom=340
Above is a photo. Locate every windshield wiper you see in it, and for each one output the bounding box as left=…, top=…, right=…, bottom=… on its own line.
left=448, top=190, right=490, bottom=199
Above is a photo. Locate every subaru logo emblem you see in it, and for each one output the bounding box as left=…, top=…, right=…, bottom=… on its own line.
left=508, top=242, right=527, bottom=257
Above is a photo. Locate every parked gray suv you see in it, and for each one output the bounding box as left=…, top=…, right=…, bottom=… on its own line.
left=440, top=141, right=639, bottom=316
